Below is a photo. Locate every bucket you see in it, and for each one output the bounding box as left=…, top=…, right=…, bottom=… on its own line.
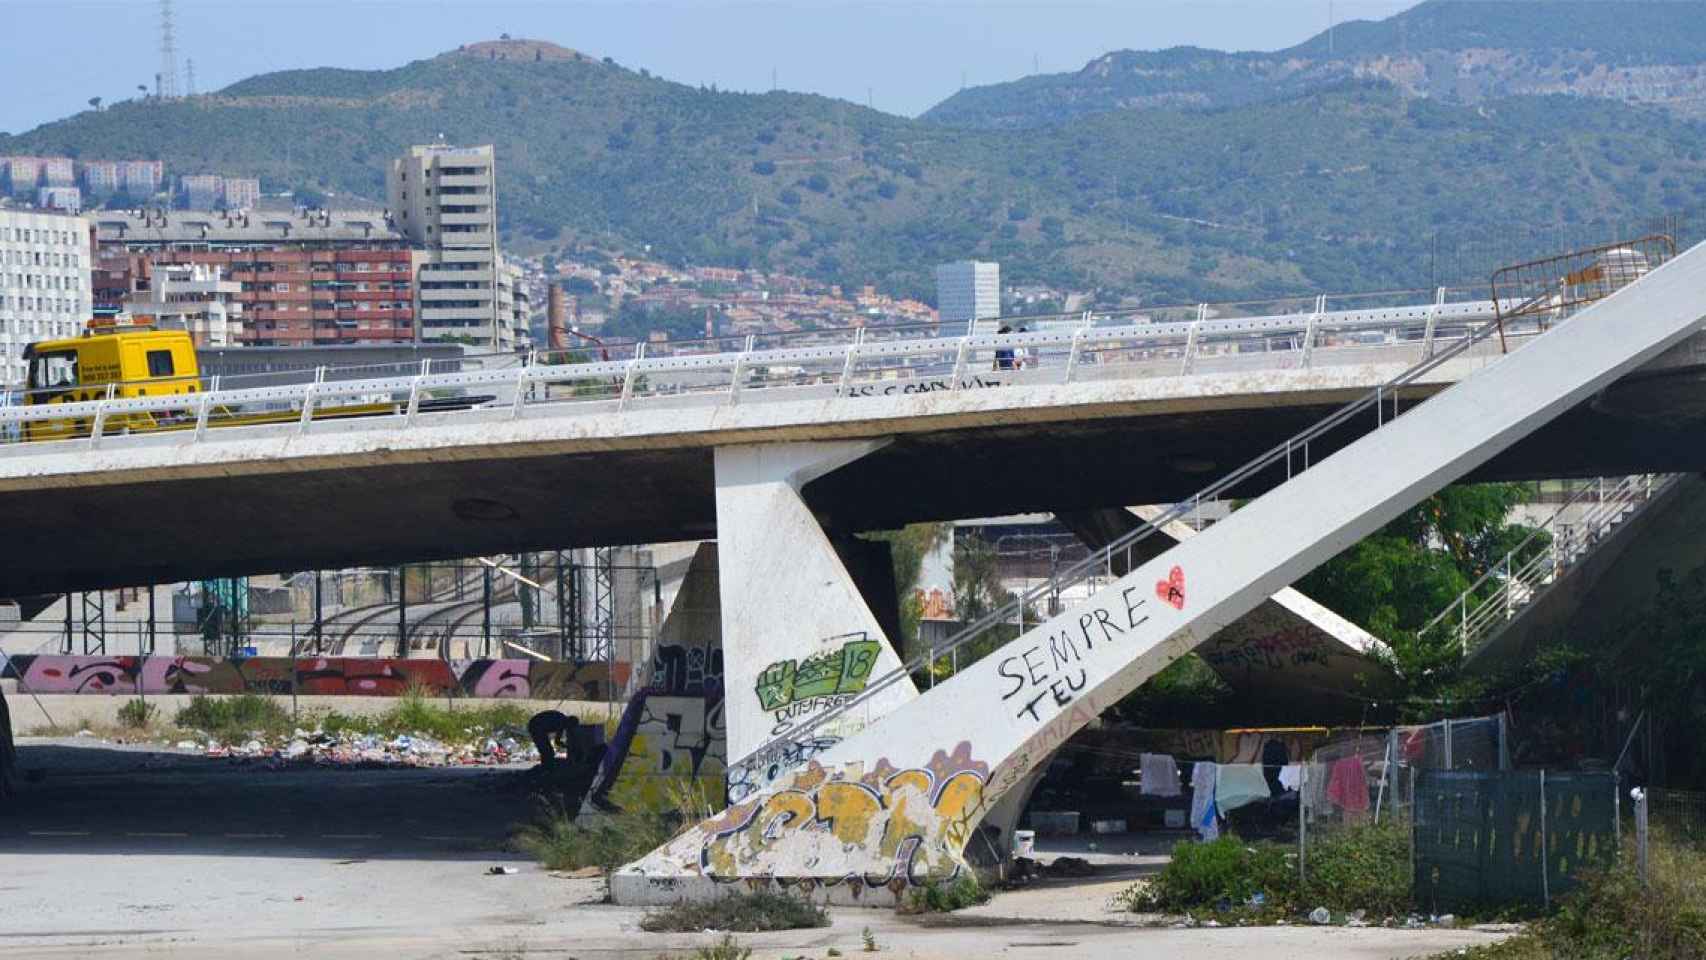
left=1013, top=829, right=1036, bottom=857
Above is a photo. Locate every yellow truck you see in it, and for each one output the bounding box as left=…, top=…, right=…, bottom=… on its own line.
left=19, top=319, right=404, bottom=442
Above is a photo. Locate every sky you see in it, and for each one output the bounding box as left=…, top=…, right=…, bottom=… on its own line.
left=0, top=0, right=1421, bottom=135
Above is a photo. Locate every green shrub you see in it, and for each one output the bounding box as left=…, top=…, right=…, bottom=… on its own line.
left=1133, top=835, right=1296, bottom=913
left=1124, top=824, right=1413, bottom=917
left=174, top=694, right=291, bottom=740
left=1301, top=821, right=1411, bottom=918
left=639, top=891, right=829, bottom=933
left=901, top=875, right=990, bottom=913
left=116, top=698, right=157, bottom=729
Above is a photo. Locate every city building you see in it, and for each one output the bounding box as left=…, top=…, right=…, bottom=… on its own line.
left=119, top=161, right=164, bottom=199
left=36, top=186, right=82, bottom=214
left=222, top=178, right=260, bottom=212
left=41, top=158, right=74, bottom=188
left=0, top=209, right=93, bottom=385
left=386, top=143, right=513, bottom=350
left=81, top=160, right=120, bottom=195
left=3, top=157, right=42, bottom=196
left=121, top=261, right=243, bottom=346
left=934, top=260, right=1000, bottom=331
left=180, top=174, right=223, bottom=210
left=92, top=206, right=415, bottom=347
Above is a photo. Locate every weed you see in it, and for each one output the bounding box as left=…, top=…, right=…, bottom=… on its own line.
left=639, top=890, right=829, bottom=933
left=513, top=801, right=676, bottom=874
left=862, top=926, right=877, bottom=952
left=899, top=875, right=990, bottom=914
left=652, top=934, right=752, bottom=960
left=827, top=949, right=842, bottom=957
left=1427, top=832, right=1706, bottom=960
left=116, top=698, right=157, bottom=729
left=174, top=694, right=291, bottom=741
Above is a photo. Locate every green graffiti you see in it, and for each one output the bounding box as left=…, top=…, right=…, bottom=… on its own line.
left=754, top=639, right=881, bottom=712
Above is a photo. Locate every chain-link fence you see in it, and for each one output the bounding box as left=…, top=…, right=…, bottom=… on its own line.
left=1634, top=787, right=1706, bottom=885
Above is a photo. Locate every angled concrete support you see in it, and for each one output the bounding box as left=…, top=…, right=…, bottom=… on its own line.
left=713, top=441, right=918, bottom=785
left=1058, top=506, right=1392, bottom=719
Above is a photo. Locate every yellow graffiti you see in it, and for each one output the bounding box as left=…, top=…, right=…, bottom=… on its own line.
left=700, top=745, right=988, bottom=888
left=602, top=729, right=726, bottom=814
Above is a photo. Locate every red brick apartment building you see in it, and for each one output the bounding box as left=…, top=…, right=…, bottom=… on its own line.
left=91, top=207, right=416, bottom=346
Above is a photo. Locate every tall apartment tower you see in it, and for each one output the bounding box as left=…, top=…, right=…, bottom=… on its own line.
left=386, top=144, right=512, bottom=350
left=935, top=260, right=1000, bottom=332
left=0, top=210, right=93, bottom=385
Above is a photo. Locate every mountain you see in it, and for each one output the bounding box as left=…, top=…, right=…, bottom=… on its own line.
left=3, top=37, right=1704, bottom=305
left=923, top=0, right=1706, bottom=129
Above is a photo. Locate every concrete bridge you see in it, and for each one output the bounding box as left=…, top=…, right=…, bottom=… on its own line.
left=602, top=237, right=1706, bottom=905
left=6, top=291, right=1706, bottom=596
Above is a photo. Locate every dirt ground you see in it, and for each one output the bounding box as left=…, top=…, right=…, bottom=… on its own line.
left=0, top=739, right=1513, bottom=960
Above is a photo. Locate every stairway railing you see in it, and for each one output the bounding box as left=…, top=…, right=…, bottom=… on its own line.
left=1421, top=473, right=1681, bottom=655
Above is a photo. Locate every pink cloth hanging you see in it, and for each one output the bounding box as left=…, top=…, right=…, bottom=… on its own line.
left=1325, top=756, right=1370, bottom=812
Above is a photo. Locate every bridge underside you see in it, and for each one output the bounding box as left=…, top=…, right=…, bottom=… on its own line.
left=11, top=368, right=1706, bottom=596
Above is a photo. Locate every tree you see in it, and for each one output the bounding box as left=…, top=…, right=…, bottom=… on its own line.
left=87, top=96, right=102, bottom=112
left=1296, top=482, right=1546, bottom=718
left=865, top=523, right=950, bottom=650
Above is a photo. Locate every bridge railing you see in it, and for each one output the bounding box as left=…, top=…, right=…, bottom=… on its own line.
left=0, top=285, right=1527, bottom=452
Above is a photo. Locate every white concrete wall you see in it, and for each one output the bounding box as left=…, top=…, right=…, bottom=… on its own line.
left=712, top=442, right=917, bottom=773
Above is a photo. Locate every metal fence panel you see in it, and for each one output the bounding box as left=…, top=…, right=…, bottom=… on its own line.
left=1415, top=770, right=1616, bottom=910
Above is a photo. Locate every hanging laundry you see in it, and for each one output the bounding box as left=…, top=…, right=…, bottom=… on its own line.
left=1215, top=763, right=1271, bottom=814
left=1189, top=761, right=1219, bottom=841
left=1326, top=755, right=1371, bottom=813
left=1278, top=763, right=1304, bottom=792
left=1140, top=753, right=1181, bottom=797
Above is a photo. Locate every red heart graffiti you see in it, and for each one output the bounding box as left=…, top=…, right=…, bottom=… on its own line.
left=1156, top=565, right=1186, bottom=610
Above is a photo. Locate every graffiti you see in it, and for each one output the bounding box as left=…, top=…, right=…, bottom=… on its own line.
left=753, top=637, right=880, bottom=737
left=726, top=735, right=842, bottom=804
left=988, top=694, right=1102, bottom=799
left=1155, top=565, right=1187, bottom=610
left=0, top=655, right=617, bottom=700
left=1200, top=626, right=1335, bottom=674
left=594, top=640, right=728, bottom=812
left=997, top=586, right=1150, bottom=722
left=755, top=638, right=880, bottom=712
left=699, top=742, right=989, bottom=892
left=841, top=376, right=1003, bottom=399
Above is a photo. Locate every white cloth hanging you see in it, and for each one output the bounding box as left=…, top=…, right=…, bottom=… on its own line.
left=1140, top=753, right=1181, bottom=797
left=1189, top=761, right=1220, bottom=841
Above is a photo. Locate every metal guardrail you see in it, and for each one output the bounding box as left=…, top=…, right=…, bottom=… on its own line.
left=1420, top=474, right=1681, bottom=656
left=0, top=287, right=1524, bottom=453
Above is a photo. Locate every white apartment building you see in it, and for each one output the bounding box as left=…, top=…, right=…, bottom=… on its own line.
left=935, top=260, right=1000, bottom=331
left=387, top=143, right=514, bottom=350
left=122, top=262, right=243, bottom=347
left=0, top=209, right=92, bottom=386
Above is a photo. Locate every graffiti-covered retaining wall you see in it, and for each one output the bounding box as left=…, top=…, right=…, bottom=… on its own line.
left=592, top=544, right=728, bottom=812
left=0, top=654, right=625, bottom=700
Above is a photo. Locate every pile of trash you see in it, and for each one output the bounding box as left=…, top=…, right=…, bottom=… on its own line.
left=175, top=728, right=541, bottom=770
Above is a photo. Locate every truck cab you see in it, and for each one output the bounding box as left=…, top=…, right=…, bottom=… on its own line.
left=21, top=319, right=200, bottom=441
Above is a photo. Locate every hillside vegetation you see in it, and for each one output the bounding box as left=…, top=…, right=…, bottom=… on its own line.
left=924, top=0, right=1706, bottom=129
left=5, top=32, right=1705, bottom=304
